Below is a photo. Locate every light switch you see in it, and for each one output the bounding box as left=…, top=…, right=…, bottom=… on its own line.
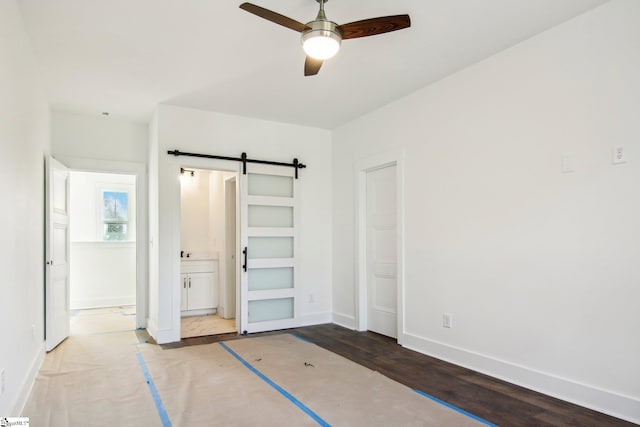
left=561, top=155, right=574, bottom=173
left=443, top=313, right=452, bottom=328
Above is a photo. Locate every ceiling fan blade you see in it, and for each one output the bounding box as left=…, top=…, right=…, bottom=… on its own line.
left=239, top=3, right=309, bottom=33
left=304, top=56, right=323, bottom=76
left=337, top=15, right=411, bottom=40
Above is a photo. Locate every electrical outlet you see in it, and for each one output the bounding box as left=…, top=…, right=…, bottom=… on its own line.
left=1, top=368, right=5, bottom=396
left=613, top=145, right=627, bottom=164
left=443, top=313, right=452, bottom=328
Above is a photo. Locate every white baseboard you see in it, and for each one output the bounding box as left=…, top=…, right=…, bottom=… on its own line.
left=299, top=311, right=332, bottom=326
left=401, top=331, right=640, bottom=425
left=147, top=317, right=158, bottom=342
left=332, top=312, right=356, bottom=329
left=71, top=296, right=136, bottom=310
left=146, top=317, right=180, bottom=344
left=181, top=308, right=216, bottom=317
left=146, top=316, right=158, bottom=339
left=15, top=343, right=45, bottom=416
left=154, top=329, right=179, bottom=344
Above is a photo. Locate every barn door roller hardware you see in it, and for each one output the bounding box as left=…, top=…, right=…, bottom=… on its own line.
left=167, top=150, right=307, bottom=178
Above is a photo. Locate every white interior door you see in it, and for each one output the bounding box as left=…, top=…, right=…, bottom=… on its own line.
left=366, top=164, right=398, bottom=338
left=225, top=177, right=237, bottom=319
left=240, top=164, right=297, bottom=334
left=46, top=157, right=71, bottom=351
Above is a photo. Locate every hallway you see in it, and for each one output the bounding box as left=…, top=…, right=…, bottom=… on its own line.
left=22, top=307, right=158, bottom=426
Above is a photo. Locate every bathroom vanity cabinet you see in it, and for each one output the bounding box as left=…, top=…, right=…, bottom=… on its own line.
left=180, top=259, right=218, bottom=314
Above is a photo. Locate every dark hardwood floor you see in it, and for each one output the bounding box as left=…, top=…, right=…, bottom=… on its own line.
left=162, top=324, right=637, bottom=427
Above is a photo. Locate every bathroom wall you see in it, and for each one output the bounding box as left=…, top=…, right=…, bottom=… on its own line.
left=180, top=168, right=234, bottom=260
left=180, top=169, right=212, bottom=258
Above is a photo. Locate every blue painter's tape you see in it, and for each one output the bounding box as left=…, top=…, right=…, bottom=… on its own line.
left=219, top=341, right=330, bottom=427
left=413, top=389, right=498, bottom=427
left=136, top=352, right=172, bottom=427
left=291, top=334, right=313, bottom=344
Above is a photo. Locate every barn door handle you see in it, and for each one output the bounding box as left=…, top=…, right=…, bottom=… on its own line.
left=242, top=247, right=248, bottom=272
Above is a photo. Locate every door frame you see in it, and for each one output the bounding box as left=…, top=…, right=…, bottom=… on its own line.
left=224, top=176, right=238, bottom=323
left=175, top=162, right=240, bottom=335
left=53, top=156, right=148, bottom=329
left=355, top=150, right=405, bottom=344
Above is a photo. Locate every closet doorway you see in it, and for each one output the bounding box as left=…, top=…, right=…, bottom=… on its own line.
left=179, top=167, right=239, bottom=338
left=356, top=151, right=405, bottom=344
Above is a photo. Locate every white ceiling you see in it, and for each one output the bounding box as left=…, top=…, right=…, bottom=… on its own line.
left=18, top=0, right=607, bottom=129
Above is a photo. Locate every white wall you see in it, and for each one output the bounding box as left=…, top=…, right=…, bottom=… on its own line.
left=147, top=112, right=160, bottom=339
left=52, top=111, right=148, bottom=163
left=208, top=170, right=234, bottom=259
left=70, top=243, right=136, bottom=309
left=51, top=110, right=149, bottom=328
left=180, top=169, right=232, bottom=259
left=0, top=0, right=50, bottom=415
left=148, top=105, right=332, bottom=343
left=70, top=171, right=137, bottom=242
left=332, top=0, right=640, bottom=422
left=69, top=171, right=136, bottom=309
left=180, top=169, right=212, bottom=258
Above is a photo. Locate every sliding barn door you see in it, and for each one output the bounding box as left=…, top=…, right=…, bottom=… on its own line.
left=240, top=164, right=298, bottom=334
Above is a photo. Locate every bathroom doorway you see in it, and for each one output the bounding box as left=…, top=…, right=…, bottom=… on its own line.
left=179, top=167, right=238, bottom=338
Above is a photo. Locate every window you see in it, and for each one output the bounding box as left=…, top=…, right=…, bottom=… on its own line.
left=102, top=191, right=129, bottom=241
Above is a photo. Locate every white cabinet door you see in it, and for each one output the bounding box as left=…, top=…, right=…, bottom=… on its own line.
left=181, top=273, right=188, bottom=311
left=187, top=272, right=216, bottom=310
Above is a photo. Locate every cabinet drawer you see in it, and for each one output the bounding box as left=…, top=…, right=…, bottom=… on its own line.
left=181, top=260, right=216, bottom=273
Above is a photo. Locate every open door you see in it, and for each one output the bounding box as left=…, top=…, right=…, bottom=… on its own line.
left=45, top=156, right=70, bottom=351
left=225, top=176, right=237, bottom=320
left=240, top=164, right=298, bottom=334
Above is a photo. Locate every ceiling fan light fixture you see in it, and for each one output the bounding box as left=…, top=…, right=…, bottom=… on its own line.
left=301, top=21, right=342, bottom=60
left=239, top=1, right=411, bottom=76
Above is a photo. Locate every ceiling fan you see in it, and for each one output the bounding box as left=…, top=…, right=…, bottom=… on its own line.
left=239, top=0, right=411, bottom=76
